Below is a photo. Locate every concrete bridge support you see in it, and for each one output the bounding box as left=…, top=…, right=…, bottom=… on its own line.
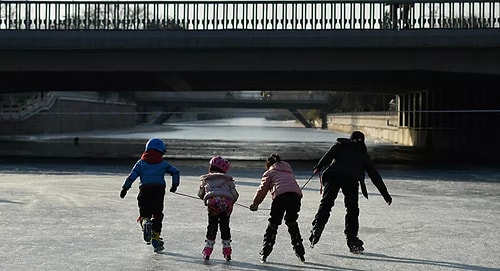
left=327, top=89, right=499, bottom=156
left=398, top=89, right=499, bottom=154
left=288, top=109, right=313, bottom=128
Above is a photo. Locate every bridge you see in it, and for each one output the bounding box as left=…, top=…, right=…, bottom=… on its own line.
left=0, top=0, right=499, bottom=93
left=135, top=91, right=331, bottom=127
left=1, top=0, right=499, bottom=154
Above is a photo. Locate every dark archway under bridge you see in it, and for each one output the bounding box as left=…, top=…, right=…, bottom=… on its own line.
left=135, top=94, right=332, bottom=128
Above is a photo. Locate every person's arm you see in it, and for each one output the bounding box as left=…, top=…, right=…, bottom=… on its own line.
left=166, top=163, right=180, bottom=192
left=365, top=158, right=392, bottom=205
left=313, top=144, right=337, bottom=173
left=120, top=160, right=141, bottom=198
left=230, top=181, right=239, bottom=202
left=198, top=179, right=206, bottom=199
left=250, top=173, right=272, bottom=210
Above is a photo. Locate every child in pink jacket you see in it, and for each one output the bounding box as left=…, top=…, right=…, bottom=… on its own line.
left=198, top=156, right=239, bottom=261
left=250, top=153, right=305, bottom=263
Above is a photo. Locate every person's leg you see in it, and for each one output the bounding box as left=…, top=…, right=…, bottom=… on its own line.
left=260, top=223, right=278, bottom=262
left=342, top=180, right=363, bottom=252
left=284, top=193, right=305, bottom=261
left=137, top=187, right=154, bottom=243
left=260, top=195, right=286, bottom=261
left=137, top=187, right=153, bottom=221
left=219, top=212, right=231, bottom=241
left=310, top=176, right=341, bottom=246
left=150, top=188, right=165, bottom=234
left=203, top=214, right=218, bottom=259
left=342, top=180, right=360, bottom=240
left=147, top=188, right=165, bottom=252
left=206, top=214, right=218, bottom=241
left=219, top=213, right=232, bottom=260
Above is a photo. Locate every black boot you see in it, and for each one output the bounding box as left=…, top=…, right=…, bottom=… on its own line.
left=260, top=223, right=278, bottom=262
left=287, top=222, right=305, bottom=262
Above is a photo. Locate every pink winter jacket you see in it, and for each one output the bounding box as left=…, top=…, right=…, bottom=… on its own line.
left=252, top=161, right=303, bottom=206
left=198, top=172, right=239, bottom=202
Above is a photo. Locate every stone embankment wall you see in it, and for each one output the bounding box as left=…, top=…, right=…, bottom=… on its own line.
left=318, top=112, right=425, bottom=147
left=1, top=92, right=137, bottom=135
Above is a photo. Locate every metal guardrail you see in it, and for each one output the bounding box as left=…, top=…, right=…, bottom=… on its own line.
left=0, top=92, right=56, bottom=121
left=0, top=91, right=134, bottom=121
left=0, top=0, right=498, bottom=30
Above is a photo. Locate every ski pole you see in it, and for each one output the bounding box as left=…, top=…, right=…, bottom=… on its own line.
left=174, top=192, right=269, bottom=210
left=174, top=191, right=201, bottom=201
left=234, top=202, right=251, bottom=209
left=300, top=173, right=317, bottom=190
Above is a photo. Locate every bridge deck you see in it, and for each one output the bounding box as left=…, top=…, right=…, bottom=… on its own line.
left=137, top=97, right=330, bottom=110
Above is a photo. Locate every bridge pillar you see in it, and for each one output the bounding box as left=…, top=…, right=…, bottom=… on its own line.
left=320, top=112, right=328, bottom=129
left=288, top=109, right=313, bottom=128
left=398, top=89, right=499, bottom=155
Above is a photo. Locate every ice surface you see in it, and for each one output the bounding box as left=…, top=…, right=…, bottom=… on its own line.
left=0, top=161, right=498, bottom=271
left=1, top=118, right=498, bottom=270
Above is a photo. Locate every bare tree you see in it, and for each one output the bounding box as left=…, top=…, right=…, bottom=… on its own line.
left=57, top=3, right=185, bottom=30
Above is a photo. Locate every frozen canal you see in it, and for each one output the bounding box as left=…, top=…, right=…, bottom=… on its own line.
left=0, top=118, right=499, bottom=270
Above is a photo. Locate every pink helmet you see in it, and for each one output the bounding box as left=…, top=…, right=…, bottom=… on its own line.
left=209, top=156, right=230, bottom=173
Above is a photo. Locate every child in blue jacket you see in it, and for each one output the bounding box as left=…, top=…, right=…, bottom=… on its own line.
left=120, top=138, right=180, bottom=252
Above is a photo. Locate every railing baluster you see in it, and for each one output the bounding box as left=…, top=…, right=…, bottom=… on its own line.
left=0, top=0, right=499, bottom=31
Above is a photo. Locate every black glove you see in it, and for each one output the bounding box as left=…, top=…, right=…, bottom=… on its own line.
left=249, top=204, right=258, bottom=212
left=120, top=188, right=128, bottom=199
left=170, top=186, right=177, bottom=193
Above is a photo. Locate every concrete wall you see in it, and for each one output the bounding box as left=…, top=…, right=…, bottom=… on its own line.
left=0, top=92, right=137, bottom=135
left=320, top=112, right=429, bottom=148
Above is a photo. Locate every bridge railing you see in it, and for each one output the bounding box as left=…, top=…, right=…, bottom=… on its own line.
left=0, top=0, right=498, bottom=30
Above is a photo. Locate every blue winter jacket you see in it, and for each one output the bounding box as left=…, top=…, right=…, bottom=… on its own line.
left=122, top=152, right=180, bottom=190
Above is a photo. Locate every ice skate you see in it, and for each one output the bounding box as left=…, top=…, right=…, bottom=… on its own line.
left=259, top=244, right=272, bottom=263
left=139, top=217, right=152, bottom=244
left=260, top=223, right=277, bottom=263
left=347, top=237, right=364, bottom=254
left=309, top=231, right=320, bottom=248
left=259, top=254, right=267, bottom=263
left=293, top=242, right=306, bottom=262
left=222, top=240, right=232, bottom=261
left=151, top=231, right=164, bottom=253
left=202, top=240, right=215, bottom=261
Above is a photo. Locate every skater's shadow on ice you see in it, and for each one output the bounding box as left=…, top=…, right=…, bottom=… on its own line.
left=154, top=251, right=201, bottom=263
left=231, top=260, right=350, bottom=271
left=0, top=199, right=23, bottom=204
left=326, top=252, right=498, bottom=271
left=156, top=251, right=342, bottom=271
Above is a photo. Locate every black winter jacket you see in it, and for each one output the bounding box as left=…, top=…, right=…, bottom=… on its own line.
left=313, top=138, right=391, bottom=201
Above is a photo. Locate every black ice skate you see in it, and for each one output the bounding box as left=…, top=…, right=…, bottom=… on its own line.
left=309, top=231, right=321, bottom=248
left=347, top=238, right=364, bottom=254
left=139, top=217, right=152, bottom=244
left=259, top=246, right=272, bottom=263
left=293, top=242, right=306, bottom=262
left=151, top=231, right=164, bottom=253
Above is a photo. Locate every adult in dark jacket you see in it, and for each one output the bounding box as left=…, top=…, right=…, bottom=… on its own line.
left=309, top=131, right=392, bottom=253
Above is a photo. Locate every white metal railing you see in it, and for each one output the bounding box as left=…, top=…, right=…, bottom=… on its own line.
left=0, top=92, right=56, bottom=121
left=1, top=0, right=499, bottom=30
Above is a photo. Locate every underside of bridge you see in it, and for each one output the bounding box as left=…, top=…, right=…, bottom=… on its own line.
left=0, top=70, right=498, bottom=94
